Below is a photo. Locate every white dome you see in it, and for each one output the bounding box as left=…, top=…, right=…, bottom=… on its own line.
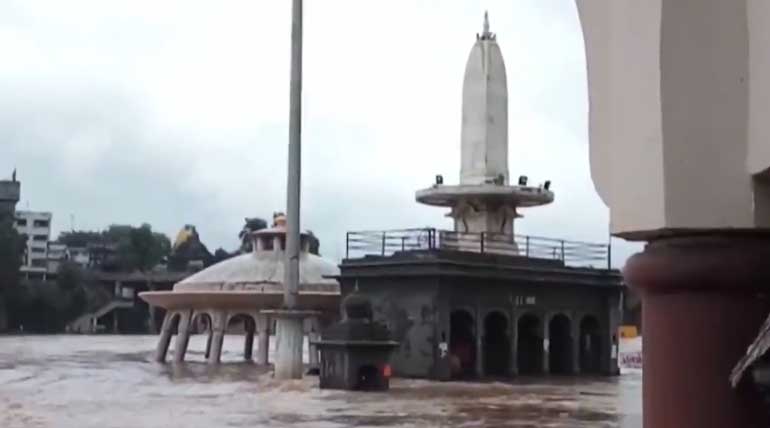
left=174, top=250, right=339, bottom=292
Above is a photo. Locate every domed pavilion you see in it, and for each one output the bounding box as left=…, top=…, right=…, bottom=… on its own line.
left=139, top=213, right=340, bottom=365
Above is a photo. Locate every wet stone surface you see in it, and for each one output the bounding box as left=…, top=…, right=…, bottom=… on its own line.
left=0, top=335, right=641, bottom=428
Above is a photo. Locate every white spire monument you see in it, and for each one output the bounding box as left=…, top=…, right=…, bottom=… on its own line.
left=416, top=12, right=553, bottom=252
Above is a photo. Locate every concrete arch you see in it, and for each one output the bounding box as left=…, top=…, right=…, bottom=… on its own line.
left=226, top=312, right=258, bottom=362
left=449, top=308, right=476, bottom=378
left=191, top=311, right=213, bottom=334
left=516, top=312, right=544, bottom=375
left=548, top=313, right=574, bottom=375
left=483, top=310, right=511, bottom=377
left=579, top=314, right=602, bottom=374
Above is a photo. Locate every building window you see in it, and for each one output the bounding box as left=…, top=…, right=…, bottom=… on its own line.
left=16, top=219, right=27, bottom=227
left=33, top=235, right=47, bottom=242
left=31, top=247, right=45, bottom=254
left=31, top=259, right=46, bottom=267
left=33, top=220, right=49, bottom=228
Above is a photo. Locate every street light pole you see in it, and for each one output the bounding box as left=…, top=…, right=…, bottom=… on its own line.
left=285, top=0, right=302, bottom=310
left=273, top=0, right=305, bottom=380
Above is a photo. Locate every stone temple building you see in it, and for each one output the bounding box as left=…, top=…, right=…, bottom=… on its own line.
left=336, top=14, right=623, bottom=380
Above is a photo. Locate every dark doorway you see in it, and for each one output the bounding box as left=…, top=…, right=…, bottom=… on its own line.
left=517, top=314, right=543, bottom=375
left=483, top=311, right=510, bottom=376
left=580, top=316, right=602, bottom=374
left=450, top=309, right=476, bottom=378
left=355, top=365, right=383, bottom=390
left=548, top=314, right=573, bottom=374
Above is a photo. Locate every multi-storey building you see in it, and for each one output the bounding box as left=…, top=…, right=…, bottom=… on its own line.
left=15, top=211, right=53, bottom=278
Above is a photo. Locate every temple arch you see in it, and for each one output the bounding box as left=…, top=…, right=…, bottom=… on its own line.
left=548, top=314, right=573, bottom=375
left=449, top=309, right=476, bottom=378
left=483, top=310, right=511, bottom=376
left=517, top=313, right=543, bottom=375
left=579, top=315, right=602, bottom=374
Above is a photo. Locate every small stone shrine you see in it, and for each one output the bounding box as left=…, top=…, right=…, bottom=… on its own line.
left=313, top=289, right=399, bottom=391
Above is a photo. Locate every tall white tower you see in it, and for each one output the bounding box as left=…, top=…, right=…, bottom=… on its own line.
left=416, top=13, right=553, bottom=249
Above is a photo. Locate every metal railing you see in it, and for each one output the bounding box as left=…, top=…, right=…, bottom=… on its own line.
left=345, top=228, right=611, bottom=269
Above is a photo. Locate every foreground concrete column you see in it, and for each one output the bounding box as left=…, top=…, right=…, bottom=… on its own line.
left=208, top=311, right=227, bottom=364
left=625, top=235, right=770, bottom=427
left=173, top=311, right=192, bottom=363
left=274, top=316, right=304, bottom=378
left=155, top=313, right=174, bottom=363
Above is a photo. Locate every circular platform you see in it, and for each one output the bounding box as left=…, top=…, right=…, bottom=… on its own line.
left=415, top=184, right=554, bottom=207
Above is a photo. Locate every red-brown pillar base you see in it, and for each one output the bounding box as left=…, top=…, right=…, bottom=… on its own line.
left=625, top=233, right=770, bottom=428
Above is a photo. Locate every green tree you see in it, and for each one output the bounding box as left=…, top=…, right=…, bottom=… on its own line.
left=104, top=224, right=171, bottom=272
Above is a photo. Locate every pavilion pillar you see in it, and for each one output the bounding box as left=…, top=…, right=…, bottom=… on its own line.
left=173, top=310, right=192, bottom=363
left=244, top=324, right=255, bottom=361
left=207, top=311, right=227, bottom=364
left=204, top=329, right=213, bottom=359
left=256, top=315, right=270, bottom=365
left=155, top=312, right=174, bottom=363
left=306, top=317, right=320, bottom=369
left=625, top=234, right=770, bottom=427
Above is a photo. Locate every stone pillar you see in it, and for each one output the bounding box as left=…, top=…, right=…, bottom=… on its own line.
left=173, top=310, right=192, bottom=363
left=256, top=315, right=270, bottom=365
left=625, top=235, right=770, bottom=427
left=510, top=310, right=518, bottom=376
left=155, top=313, right=174, bottom=363
left=208, top=311, right=227, bottom=364
left=542, top=313, right=550, bottom=375
left=112, top=309, right=119, bottom=334
left=475, top=307, right=483, bottom=377
left=571, top=314, right=581, bottom=374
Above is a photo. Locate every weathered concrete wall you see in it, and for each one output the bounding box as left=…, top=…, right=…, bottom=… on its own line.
left=343, top=278, right=439, bottom=378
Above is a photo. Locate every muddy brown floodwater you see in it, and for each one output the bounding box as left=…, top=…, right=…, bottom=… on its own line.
left=0, top=335, right=641, bottom=428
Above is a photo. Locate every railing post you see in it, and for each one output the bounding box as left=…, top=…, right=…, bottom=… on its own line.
left=560, top=240, right=565, bottom=261
left=525, top=236, right=530, bottom=257
left=345, top=232, right=349, bottom=259
left=401, top=236, right=406, bottom=252
left=480, top=232, right=485, bottom=254
left=381, top=232, right=386, bottom=256
left=607, top=243, right=612, bottom=270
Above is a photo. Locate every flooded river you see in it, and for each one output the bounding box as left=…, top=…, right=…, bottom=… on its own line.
left=0, top=335, right=641, bottom=428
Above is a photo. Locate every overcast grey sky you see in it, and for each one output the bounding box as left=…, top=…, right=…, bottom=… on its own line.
left=0, top=0, right=641, bottom=265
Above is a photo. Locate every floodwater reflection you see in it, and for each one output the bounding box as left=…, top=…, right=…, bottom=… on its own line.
left=0, top=335, right=641, bottom=428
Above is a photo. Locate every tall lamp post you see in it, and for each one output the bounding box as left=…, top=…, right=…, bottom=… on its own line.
left=272, top=0, right=305, bottom=380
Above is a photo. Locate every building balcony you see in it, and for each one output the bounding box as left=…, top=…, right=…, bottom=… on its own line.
left=345, top=228, right=612, bottom=269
